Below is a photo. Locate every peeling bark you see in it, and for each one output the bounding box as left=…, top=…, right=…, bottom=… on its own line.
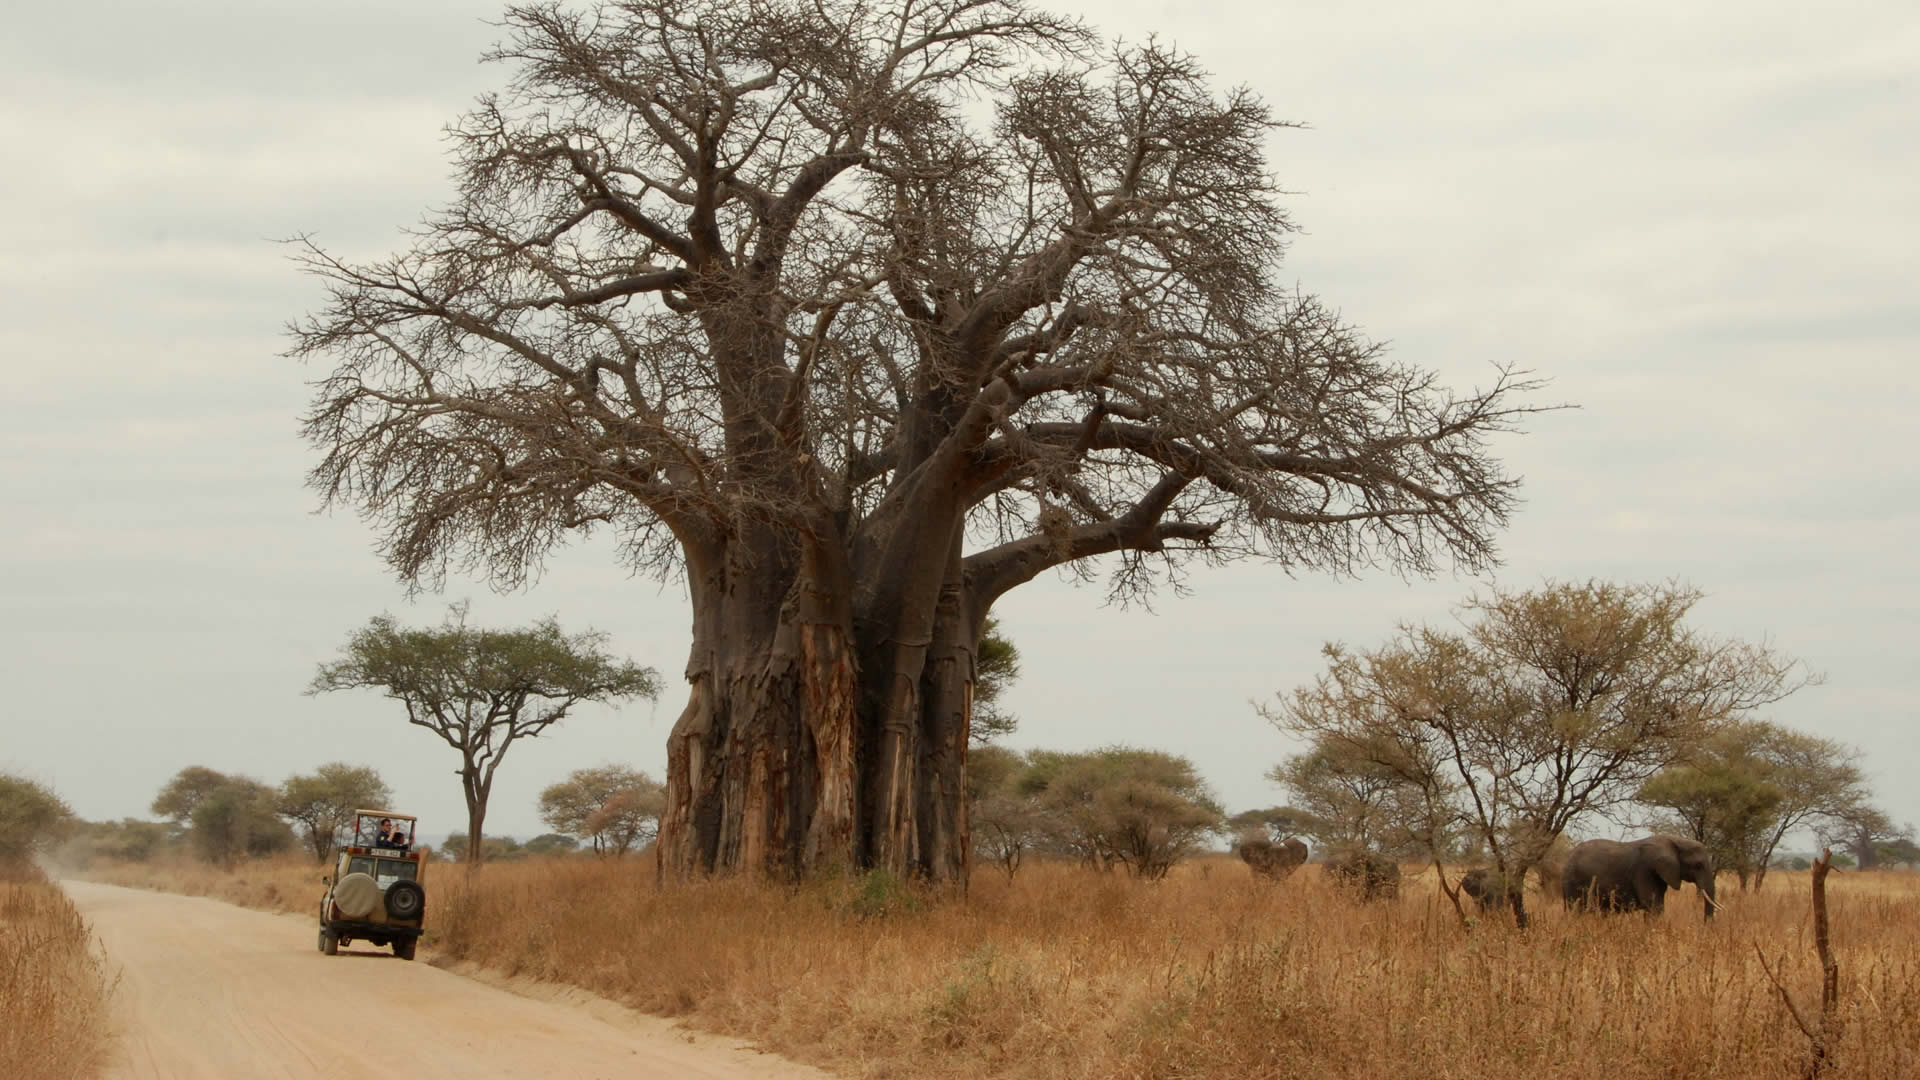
left=657, top=516, right=986, bottom=881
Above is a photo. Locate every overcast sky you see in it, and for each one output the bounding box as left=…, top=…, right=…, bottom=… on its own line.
left=2, top=1, right=1913, bottom=847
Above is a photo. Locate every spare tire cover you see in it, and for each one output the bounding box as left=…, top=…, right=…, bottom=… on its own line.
left=332, top=872, right=380, bottom=919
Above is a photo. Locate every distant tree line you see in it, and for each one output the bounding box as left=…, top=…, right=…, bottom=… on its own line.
left=52, top=763, right=391, bottom=867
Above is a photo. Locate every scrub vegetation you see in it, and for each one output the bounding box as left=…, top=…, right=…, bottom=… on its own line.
left=77, top=851, right=1920, bottom=1080
left=1, top=775, right=112, bottom=1080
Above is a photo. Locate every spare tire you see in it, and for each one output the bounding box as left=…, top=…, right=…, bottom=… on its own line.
left=332, top=872, right=380, bottom=919
left=385, top=880, right=426, bottom=921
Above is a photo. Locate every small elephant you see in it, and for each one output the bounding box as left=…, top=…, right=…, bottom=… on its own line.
left=1238, top=835, right=1309, bottom=880
left=1562, top=835, right=1717, bottom=919
left=1324, top=849, right=1400, bottom=901
left=1458, top=867, right=1523, bottom=912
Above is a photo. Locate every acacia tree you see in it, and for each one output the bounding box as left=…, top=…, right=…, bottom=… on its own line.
left=310, top=604, right=660, bottom=863
left=965, top=744, right=1040, bottom=878
left=151, top=766, right=295, bottom=861
left=1268, top=581, right=1813, bottom=926
left=1028, top=746, right=1224, bottom=878
left=187, top=778, right=296, bottom=865
left=291, top=0, right=1538, bottom=881
left=278, top=763, right=394, bottom=863
left=1269, top=734, right=1458, bottom=858
left=538, top=764, right=667, bottom=855
left=1637, top=720, right=1876, bottom=890
left=1637, top=754, right=1782, bottom=889
left=971, top=616, right=1022, bottom=745
left=150, top=766, right=231, bottom=825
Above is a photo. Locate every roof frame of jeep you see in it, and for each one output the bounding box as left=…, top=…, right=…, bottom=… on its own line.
left=343, top=810, right=425, bottom=861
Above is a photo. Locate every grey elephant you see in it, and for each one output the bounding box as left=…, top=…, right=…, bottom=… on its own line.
left=1237, top=834, right=1309, bottom=880
left=1561, top=835, right=1717, bottom=919
left=1324, top=849, right=1400, bottom=901
left=1458, top=867, right=1523, bottom=912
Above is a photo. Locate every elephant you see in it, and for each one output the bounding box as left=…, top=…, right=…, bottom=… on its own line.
left=1458, top=867, right=1523, bottom=912
left=1324, top=849, right=1400, bottom=901
left=1237, top=834, right=1309, bottom=880
left=1561, top=835, right=1717, bottom=919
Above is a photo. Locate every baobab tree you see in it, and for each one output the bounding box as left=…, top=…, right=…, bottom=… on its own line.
left=290, top=0, right=1540, bottom=882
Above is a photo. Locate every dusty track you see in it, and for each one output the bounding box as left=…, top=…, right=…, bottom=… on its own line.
left=64, top=880, right=831, bottom=1079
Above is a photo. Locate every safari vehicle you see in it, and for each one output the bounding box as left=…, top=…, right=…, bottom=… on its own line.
left=317, top=810, right=427, bottom=960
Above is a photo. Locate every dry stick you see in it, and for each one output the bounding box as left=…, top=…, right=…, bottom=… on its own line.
left=1754, top=849, right=1841, bottom=1080
left=1430, top=858, right=1470, bottom=928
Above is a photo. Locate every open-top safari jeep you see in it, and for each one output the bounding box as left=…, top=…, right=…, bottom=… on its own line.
left=317, top=809, right=427, bottom=960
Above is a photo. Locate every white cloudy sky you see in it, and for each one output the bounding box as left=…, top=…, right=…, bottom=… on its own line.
left=2, top=1, right=1914, bottom=846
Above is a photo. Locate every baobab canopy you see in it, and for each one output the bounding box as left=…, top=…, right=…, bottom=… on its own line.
left=290, top=0, right=1541, bottom=881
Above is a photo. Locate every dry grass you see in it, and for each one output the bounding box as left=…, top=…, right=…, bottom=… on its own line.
left=75, top=853, right=321, bottom=918
left=78, top=854, right=1920, bottom=1079
left=1, top=864, right=114, bottom=1080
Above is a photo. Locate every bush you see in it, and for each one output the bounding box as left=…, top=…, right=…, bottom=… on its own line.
left=1029, top=747, right=1225, bottom=879
left=0, top=775, right=74, bottom=866
left=189, top=780, right=294, bottom=864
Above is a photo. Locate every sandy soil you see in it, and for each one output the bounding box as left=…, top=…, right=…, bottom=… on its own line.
left=64, top=880, right=832, bottom=1080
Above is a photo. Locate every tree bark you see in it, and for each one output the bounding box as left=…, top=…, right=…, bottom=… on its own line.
left=657, top=516, right=983, bottom=882
left=463, top=768, right=487, bottom=865
left=658, top=525, right=877, bottom=878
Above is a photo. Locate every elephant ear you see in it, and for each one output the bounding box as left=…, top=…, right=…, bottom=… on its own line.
left=1647, top=838, right=1685, bottom=889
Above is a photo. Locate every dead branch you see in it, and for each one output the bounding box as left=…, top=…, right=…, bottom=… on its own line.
left=1755, top=848, right=1842, bottom=1079
left=1431, top=859, right=1471, bottom=929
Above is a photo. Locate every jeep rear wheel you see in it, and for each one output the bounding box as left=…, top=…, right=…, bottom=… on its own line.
left=393, top=937, right=416, bottom=961
left=319, top=929, right=338, bottom=956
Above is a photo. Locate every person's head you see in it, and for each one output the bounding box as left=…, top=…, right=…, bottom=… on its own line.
left=380, top=818, right=393, bottom=832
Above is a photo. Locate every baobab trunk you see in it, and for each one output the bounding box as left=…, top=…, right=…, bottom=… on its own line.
left=657, top=532, right=978, bottom=882
left=658, top=531, right=858, bottom=876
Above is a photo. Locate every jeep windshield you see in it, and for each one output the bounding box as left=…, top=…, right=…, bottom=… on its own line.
left=346, top=856, right=420, bottom=888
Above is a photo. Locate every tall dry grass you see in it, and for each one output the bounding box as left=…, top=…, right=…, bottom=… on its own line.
left=1, top=865, right=114, bottom=1080
left=432, top=857, right=1920, bottom=1080
left=75, top=853, right=320, bottom=918
left=78, top=853, right=1920, bottom=1079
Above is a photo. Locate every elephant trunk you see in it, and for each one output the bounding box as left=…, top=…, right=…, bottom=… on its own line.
left=1699, top=871, right=1718, bottom=919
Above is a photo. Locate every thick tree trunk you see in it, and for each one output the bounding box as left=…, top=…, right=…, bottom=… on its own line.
left=657, top=528, right=979, bottom=882
left=1851, top=826, right=1878, bottom=869
left=913, top=583, right=975, bottom=883
left=658, top=532, right=870, bottom=877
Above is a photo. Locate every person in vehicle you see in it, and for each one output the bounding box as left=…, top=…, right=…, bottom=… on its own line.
left=376, top=818, right=407, bottom=849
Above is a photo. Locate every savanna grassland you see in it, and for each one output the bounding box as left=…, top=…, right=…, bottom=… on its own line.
left=1, top=866, right=113, bottom=1080
left=78, top=855, right=1919, bottom=1080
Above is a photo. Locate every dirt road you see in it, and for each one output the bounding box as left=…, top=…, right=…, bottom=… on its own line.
left=64, top=881, right=831, bottom=1080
